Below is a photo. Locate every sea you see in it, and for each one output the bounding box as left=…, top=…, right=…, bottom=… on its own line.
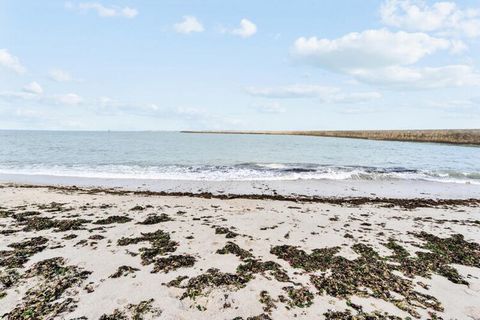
left=1, top=130, right=479, bottom=185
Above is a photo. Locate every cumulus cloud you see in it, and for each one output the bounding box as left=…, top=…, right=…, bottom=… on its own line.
left=231, top=19, right=257, bottom=38
left=174, top=16, right=204, bottom=34
left=246, top=84, right=382, bottom=103
left=49, top=69, right=73, bottom=82
left=23, top=82, right=43, bottom=95
left=380, top=0, right=480, bottom=38
left=0, top=49, right=26, bottom=74
left=292, top=29, right=451, bottom=71
left=292, top=28, right=480, bottom=89
left=351, top=65, right=480, bottom=89
left=66, top=2, right=138, bottom=18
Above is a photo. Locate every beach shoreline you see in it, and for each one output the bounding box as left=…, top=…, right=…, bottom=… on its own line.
left=1, top=183, right=479, bottom=319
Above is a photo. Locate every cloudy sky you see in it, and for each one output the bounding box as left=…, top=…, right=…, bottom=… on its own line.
left=1, top=0, right=479, bottom=130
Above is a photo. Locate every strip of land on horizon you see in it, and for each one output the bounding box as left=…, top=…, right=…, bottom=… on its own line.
left=182, top=129, right=480, bottom=145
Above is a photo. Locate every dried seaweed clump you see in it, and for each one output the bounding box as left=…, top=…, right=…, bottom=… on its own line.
left=237, top=259, right=290, bottom=283
left=0, top=269, right=20, bottom=298
left=272, top=243, right=442, bottom=318
left=99, top=299, right=161, bottom=320
left=118, top=229, right=178, bottom=262
left=5, top=257, right=91, bottom=319
left=118, top=229, right=186, bottom=273
left=94, top=215, right=132, bottom=225
left=172, top=268, right=251, bottom=300
left=152, top=255, right=196, bottom=273
left=0, top=236, right=48, bottom=268
left=137, top=213, right=173, bottom=225
left=20, top=216, right=90, bottom=232
left=216, top=242, right=253, bottom=260
left=324, top=309, right=402, bottom=320
left=215, top=226, right=239, bottom=238
left=259, top=290, right=276, bottom=313
left=282, top=286, right=314, bottom=308
left=270, top=245, right=340, bottom=272
left=109, top=265, right=140, bottom=278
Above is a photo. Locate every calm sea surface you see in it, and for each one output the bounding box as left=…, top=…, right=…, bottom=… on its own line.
left=1, top=130, right=479, bottom=184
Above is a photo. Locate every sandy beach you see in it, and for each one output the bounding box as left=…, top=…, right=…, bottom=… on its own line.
left=1, top=184, right=479, bottom=319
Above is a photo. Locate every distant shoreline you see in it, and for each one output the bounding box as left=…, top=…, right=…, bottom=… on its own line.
left=182, top=129, right=480, bottom=145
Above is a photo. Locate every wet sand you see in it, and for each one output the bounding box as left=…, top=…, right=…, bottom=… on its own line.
left=1, top=184, right=480, bottom=319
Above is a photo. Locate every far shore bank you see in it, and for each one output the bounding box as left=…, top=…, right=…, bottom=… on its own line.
left=182, top=129, right=480, bottom=145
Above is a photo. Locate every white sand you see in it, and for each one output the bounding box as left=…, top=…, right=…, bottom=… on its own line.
left=1, top=185, right=479, bottom=319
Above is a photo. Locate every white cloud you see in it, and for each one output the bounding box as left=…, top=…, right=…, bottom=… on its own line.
left=23, top=81, right=43, bottom=95
left=292, top=29, right=450, bottom=71
left=232, top=19, right=257, bottom=38
left=52, top=93, right=83, bottom=105
left=174, top=16, right=204, bottom=34
left=0, top=49, right=26, bottom=74
left=253, top=102, right=286, bottom=114
left=246, top=84, right=382, bottom=103
left=66, top=2, right=138, bottom=19
left=380, top=0, right=480, bottom=38
left=246, top=84, right=339, bottom=99
left=351, top=65, right=480, bottom=89
left=291, top=28, right=480, bottom=89
left=49, top=69, right=73, bottom=82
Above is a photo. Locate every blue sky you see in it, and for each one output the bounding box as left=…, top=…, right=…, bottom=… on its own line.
left=1, top=0, right=479, bottom=130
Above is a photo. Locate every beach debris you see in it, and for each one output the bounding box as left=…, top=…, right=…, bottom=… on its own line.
left=324, top=309, right=402, bottom=319
left=152, top=255, right=196, bottom=273
left=271, top=242, right=446, bottom=317
left=216, top=242, right=253, bottom=260
left=19, top=216, right=90, bottom=232
left=215, top=226, right=239, bottom=238
left=99, top=299, right=161, bottom=320
left=109, top=265, right=140, bottom=278
left=175, top=268, right=251, bottom=300
left=259, top=290, right=276, bottom=313
left=94, top=215, right=132, bottom=225
left=137, top=213, right=173, bottom=224
left=4, top=257, right=91, bottom=319
left=282, top=286, right=314, bottom=308
left=0, top=236, right=48, bottom=268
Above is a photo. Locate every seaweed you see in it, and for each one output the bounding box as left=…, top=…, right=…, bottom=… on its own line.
left=324, top=309, right=402, bottom=320
left=118, top=230, right=178, bottom=267
left=21, top=217, right=89, bottom=232
left=152, top=255, right=196, bottom=273
left=110, top=266, right=140, bottom=278
left=172, top=268, right=251, bottom=300
left=215, top=227, right=239, bottom=239
left=384, top=232, right=480, bottom=285
left=282, top=286, right=314, bottom=308
left=216, top=242, right=253, bottom=260
left=259, top=291, right=276, bottom=313
left=137, top=213, right=173, bottom=225
left=4, top=257, right=91, bottom=319
left=94, top=215, right=132, bottom=225
left=0, top=236, right=48, bottom=268
left=272, top=243, right=443, bottom=317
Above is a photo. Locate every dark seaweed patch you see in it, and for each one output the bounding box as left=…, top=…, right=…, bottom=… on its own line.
left=4, top=257, right=91, bottom=319
left=137, top=213, right=173, bottom=225
left=0, top=236, right=48, bottom=268
left=216, top=242, right=253, bottom=260
left=152, top=255, right=196, bottom=273
left=94, top=215, right=132, bottom=225
left=109, top=265, right=140, bottom=278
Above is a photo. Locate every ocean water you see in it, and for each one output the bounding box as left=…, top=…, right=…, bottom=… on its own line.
left=0, top=130, right=479, bottom=184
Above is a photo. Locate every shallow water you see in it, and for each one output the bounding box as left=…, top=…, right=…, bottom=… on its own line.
left=1, top=130, right=479, bottom=184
